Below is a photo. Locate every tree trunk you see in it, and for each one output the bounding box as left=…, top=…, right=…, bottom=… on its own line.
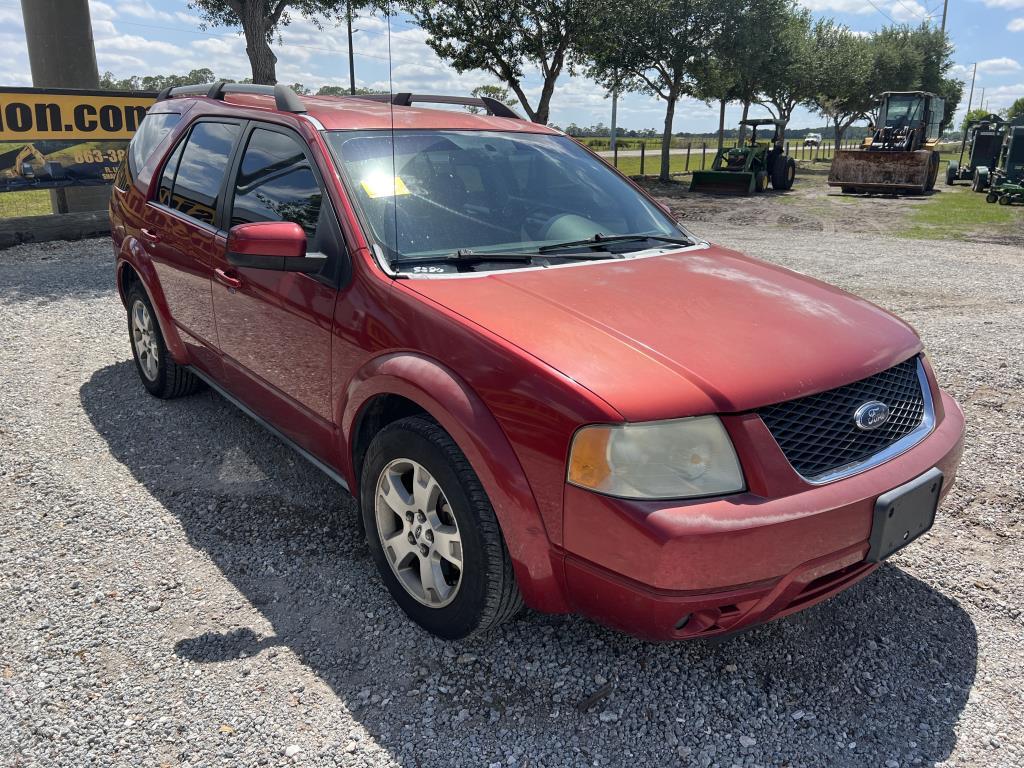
left=716, top=98, right=726, bottom=155
left=660, top=95, right=677, bottom=182
left=776, top=117, right=788, bottom=145
left=736, top=100, right=751, bottom=144
left=241, top=10, right=277, bottom=85
left=533, top=76, right=556, bottom=125
left=834, top=118, right=845, bottom=146
left=346, top=1, right=355, bottom=95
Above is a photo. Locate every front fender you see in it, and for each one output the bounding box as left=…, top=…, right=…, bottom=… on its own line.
left=340, top=353, right=568, bottom=613
left=117, top=238, right=189, bottom=365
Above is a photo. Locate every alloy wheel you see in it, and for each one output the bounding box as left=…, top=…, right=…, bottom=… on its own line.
left=131, top=299, right=160, bottom=381
left=374, top=458, right=463, bottom=607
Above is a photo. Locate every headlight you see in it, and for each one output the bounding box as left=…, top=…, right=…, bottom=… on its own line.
left=567, top=416, right=744, bottom=500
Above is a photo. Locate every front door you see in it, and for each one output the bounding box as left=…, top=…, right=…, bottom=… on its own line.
left=211, top=123, right=343, bottom=461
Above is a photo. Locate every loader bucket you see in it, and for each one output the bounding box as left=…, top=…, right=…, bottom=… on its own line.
left=689, top=170, right=756, bottom=195
left=828, top=149, right=933, bottom=192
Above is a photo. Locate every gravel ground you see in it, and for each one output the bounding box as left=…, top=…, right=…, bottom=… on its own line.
left=1, top=228, right=1022, bottom=768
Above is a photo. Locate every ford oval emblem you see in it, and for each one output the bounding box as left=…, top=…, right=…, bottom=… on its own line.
left=854, top=401, right=890, bottom=431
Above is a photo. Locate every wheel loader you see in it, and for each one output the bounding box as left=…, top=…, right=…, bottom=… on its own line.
left=689, top=118, right=796, bottom=195
left=828, top=91, right=944, bottom=195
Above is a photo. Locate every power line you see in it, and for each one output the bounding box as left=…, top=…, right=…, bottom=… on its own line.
left=864, top=0, right=898, bottom=25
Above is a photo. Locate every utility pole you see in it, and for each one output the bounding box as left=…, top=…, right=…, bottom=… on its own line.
left=21, top=0, right=108, bottom=214
left=346, top=1, right=356, bottom=95
left=979, top=87, right=985, bottom=113
left=610, top=86, right=618, bottom=154
left=964, top=62, right=977, bottom=120
left=940, top=0, right=949, bottom=34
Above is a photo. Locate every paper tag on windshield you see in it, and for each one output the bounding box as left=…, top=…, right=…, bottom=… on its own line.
left=361, top=174, right=410, bottom=199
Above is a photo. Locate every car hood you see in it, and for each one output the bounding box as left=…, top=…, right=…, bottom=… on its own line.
left=404, top=244, right=922, bottom=421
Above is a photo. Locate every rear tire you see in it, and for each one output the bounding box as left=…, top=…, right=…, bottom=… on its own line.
left=972, top=168, right=989, bottom=192
left=997, top=194, right=1010, bottom=206
left=986, top=191, right=999, bottom=204
left=945, top=161, right=958, bottom=186
left=125, top=284, right=202, bottom=399
left=771, top=155, right=796, bottom=191
left=360, top=416, right=523, bottom=639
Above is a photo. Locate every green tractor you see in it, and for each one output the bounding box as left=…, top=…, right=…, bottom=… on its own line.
left=984, top=126, right=1024, bottom=206
left=690, top=118, right=796, bottom=195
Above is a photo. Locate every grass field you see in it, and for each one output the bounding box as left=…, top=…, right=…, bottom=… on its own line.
left=0, top=189, right=53, bottom=219
left=900, top=184, right=1024, bottom=240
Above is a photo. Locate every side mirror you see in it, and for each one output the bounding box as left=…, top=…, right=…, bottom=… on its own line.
left=226, top=221, right=325, bottom=273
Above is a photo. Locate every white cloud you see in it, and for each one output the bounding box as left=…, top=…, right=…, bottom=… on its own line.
left=978, top=0, right=1024, bottom=8
left=97, top=33, right=187, bottom=57
left=118, top=2, right=175, bottom=21
left=0, top=8, right=23, bottom=26
left=1009, top=17, right=1024, bottom=31
left=888, top=1, right=929, bottom=22
left=89, top=1, right=117, bottom=21
left=976, top=57, right=1022, bottom=74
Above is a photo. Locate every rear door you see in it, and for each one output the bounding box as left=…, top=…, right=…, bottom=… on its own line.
left=212, top=122, right=344, bottom=459
left=143, top=119, right=244, bottom=376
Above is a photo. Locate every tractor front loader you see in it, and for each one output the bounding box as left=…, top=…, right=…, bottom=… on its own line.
left=690, top=119, right=795, bottom=196
left=829, top=91, right=943, bottom=195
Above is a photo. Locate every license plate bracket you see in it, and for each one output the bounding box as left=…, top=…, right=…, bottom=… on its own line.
left=867, top=468, right=943, bottom=563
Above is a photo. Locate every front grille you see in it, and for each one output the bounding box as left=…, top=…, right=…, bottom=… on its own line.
left=758, top=357, right=928, bottom=480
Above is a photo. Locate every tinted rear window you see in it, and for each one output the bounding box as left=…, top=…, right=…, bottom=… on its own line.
left=162, top=122, right=240, bottom=226
left=127, top=112, right=180, bottom=177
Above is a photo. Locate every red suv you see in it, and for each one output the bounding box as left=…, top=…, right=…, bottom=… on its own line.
left=110, top=83, right=965, bottom=641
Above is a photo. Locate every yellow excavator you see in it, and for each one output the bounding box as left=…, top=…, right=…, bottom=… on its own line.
left=828, top=91, right=944, bottom=195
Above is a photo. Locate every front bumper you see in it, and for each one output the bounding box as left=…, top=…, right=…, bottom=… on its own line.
left=561, top=390, right=965, bottom=641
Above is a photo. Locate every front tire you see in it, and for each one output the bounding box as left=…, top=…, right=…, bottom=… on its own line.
left=360, top=416, right=522, bottom=639
left=125, top=285, right=202, bottom=399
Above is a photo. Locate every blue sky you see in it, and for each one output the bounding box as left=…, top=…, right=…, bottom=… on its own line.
left=0, top=1, right=1021, bottom=132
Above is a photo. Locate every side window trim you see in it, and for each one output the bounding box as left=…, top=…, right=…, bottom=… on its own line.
left=223, top=121, right=330, bottom=245
left=224, top=121, right=349, bottom=288
left=150, top=117, right=248, bottom=233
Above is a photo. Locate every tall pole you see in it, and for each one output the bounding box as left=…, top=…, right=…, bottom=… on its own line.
left=964, top=62, right=977, bottom=118
left=21, top=0, right=108, bottom=214
left=979, top=88, right=985, bottom=113
left=347, top=1, right=356, bottom=95
left=610, top=86, right=618, bottom=154
left=940, top=0, right=949, bottom=34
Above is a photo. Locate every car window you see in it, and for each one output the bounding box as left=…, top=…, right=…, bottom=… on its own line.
left=157, top=139, right=184, bottom=208
left=161, top=121, right=241, bottom=226
left=127, top=112, right=181, bottom=178
left=231, top=128, right=323, bottom=246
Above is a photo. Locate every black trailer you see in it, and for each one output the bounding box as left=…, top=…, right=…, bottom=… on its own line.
left=946, top=113, right=1010, bottom=191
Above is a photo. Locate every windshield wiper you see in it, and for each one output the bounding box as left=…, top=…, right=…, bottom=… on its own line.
left=390, top=247, right=620, bottom=269
left=390, top=249, right=538, bottom=268
left=538, top=233, right=692, bottom=253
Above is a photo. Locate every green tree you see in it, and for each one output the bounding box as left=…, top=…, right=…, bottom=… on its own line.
left=583, top=0, right=730, bottom=181
left=188, top=1, right=346, bottom=84
left=316, top=84, right=387, bottom=95
left=755, top=7, right=818, bottom=142
left=403, top=0, right=593, bottom=124
left=466, top=85, right=518, bottom=114
left=99, top=68, right=218, bottom=92
left=1005, top=97, right=1024, bottom=124
left=808, top=26, right=875, bottom=145
left=960, top=108, right=997, bottom=133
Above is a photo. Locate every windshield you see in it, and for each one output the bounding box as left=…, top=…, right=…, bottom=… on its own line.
left=325, top=130, right=685, bottom=269
left=880, top=95, right=925, bottom=128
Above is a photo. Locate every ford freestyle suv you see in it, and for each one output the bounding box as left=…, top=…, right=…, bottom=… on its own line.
left=109, top=83, right=965, bottom=641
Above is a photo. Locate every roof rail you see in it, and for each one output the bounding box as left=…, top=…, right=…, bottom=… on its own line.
left=154, top=81, right=306, bottom=114
left=351, top=92, right=521, bottom=120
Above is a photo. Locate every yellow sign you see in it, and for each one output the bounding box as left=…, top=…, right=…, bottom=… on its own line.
left=0, top=87, right=155, bottom=141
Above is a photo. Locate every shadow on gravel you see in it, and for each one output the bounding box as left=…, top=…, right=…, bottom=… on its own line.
left=81, top=361, right=978, bottom=768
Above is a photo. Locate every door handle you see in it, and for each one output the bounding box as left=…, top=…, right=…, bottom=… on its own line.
left=214, top=268, right=242, bottom=290
left=140, top=227, right=160, bottom=244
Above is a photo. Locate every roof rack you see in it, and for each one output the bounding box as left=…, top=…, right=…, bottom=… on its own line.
left=154, top=81, right=306, bottom=114
left=351, top=92, right=521, bottom=120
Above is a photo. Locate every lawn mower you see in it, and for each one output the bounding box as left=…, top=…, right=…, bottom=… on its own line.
left=984, top=126, right=1024, bottom=206
left=946, top=113, right=1010, bottom=190
left=689, top=118, right=795, bottom=195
